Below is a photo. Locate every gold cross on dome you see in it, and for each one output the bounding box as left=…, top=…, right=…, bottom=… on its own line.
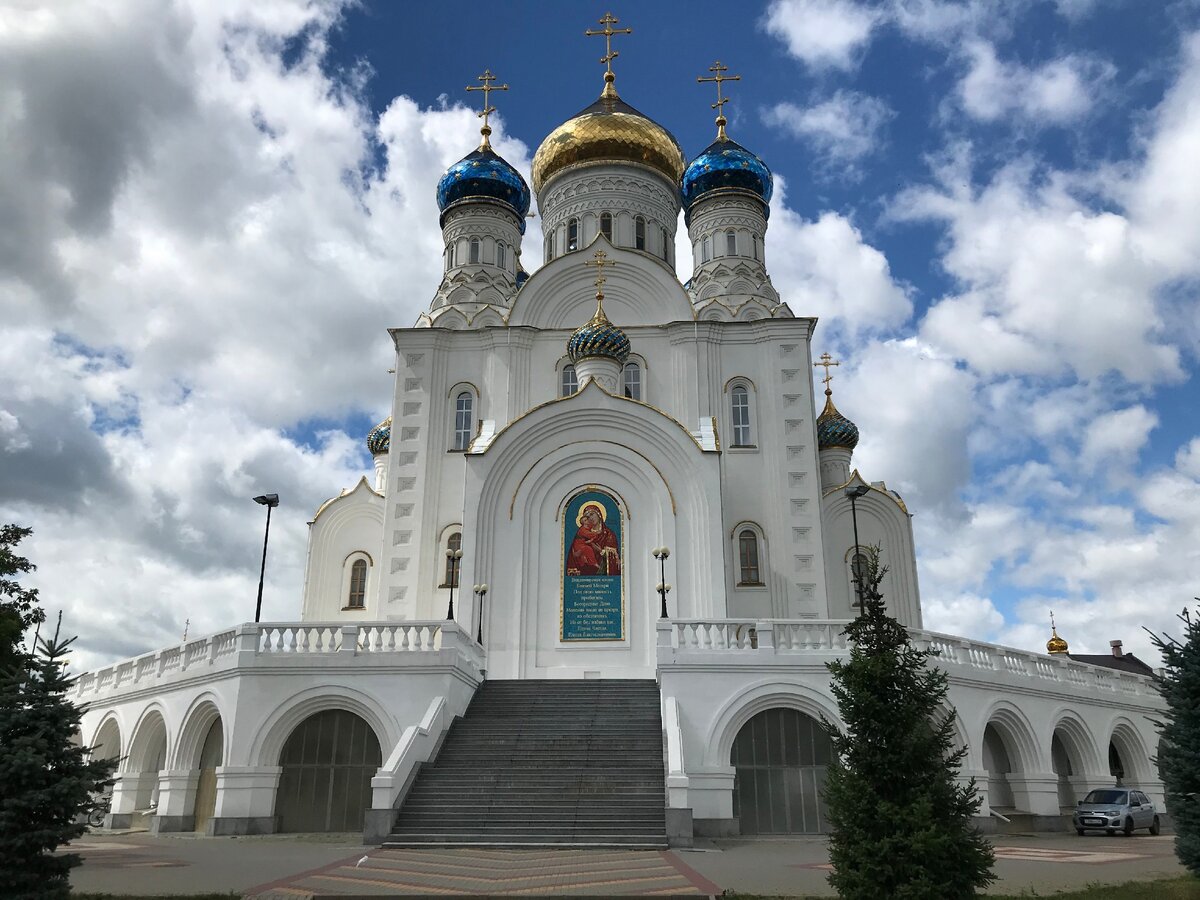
left=698, top=60, right=741, bottom=141
left=814, top=352, right=840, bottom=394
left=586, top=12, right=632, bottom=90
left=584, top=248, right=617, bottom=294
left=465, top=69, right=508, bottom=150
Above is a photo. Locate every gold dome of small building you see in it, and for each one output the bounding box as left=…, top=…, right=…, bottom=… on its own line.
left=1047, top=613, right=1069, bottom=654
left=531, top=79, right=686, bottom=196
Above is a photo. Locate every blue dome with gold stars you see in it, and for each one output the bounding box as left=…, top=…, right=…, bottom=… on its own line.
left=567, top=307, right=630, bottom=364
left=816, top=394, right=859, bottom=451
left=681, top=138, right=772, bottom=225
left=366, top=416, right=391, bottom=456
left=436, top=147, right=530, bottom=233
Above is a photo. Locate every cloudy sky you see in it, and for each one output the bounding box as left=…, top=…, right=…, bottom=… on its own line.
left=2, top=0, right=1198, bottom=671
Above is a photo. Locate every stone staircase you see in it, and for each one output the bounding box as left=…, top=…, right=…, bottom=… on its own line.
left=384, top=679, right=667, bottom=848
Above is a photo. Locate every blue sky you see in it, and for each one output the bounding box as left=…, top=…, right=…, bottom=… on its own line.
left=1, top=0, right=1198, bottom=669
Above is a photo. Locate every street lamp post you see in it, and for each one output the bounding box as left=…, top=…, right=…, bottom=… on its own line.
left=844, top=484, right=870, bottom=611
left=445, top=547, right=463, bottom=621
left=252, top=494, right=280, bottom=623
left=652, top=546, right=671, bottom=619
left=473, top=583, right=489, bottom=645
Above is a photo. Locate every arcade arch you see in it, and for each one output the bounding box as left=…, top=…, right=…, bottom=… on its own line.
left=275, top=709, right=382, bottom=832
left=730, top=707, right=834, bottom=834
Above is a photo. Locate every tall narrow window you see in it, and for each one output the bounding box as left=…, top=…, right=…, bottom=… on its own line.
left=561, top=364, right=579, bottom=397
left=568, top=218, right=579, bottom=252
left=726, top=229, right=737, bottom=256
left=702, top=235, right=711, bottom=262
left=622, top=362, right=641, bottom=400
left=443, top=533, right=461, bottom=587
left=634, top=216, right=646, bottom=250
left=447, top=243, right=456, bottom=268
left=544, top=235, right=553, bottom=262
left=469, top=238, right=480, bottom=264
left=753, top=236, right=761, bottom=261
left=731, top=385, right=751, bottom=447
left=738, top=531, right=761, bottom=585
left=496, top=242, right=506, bottom=270
left=850, top=551, right=872, bottom=608
left=600, top=212, right=613, bottom=242
left=661, top=226, right=670, bottom=261
left=453, top=392, right=473, bottom=450
left=347, top=559, right=367, bottom=608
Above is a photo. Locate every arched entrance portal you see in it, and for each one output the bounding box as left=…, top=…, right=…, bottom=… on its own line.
left=731, top=707, right=833, bottom=834
left=275, top=710, right=382, bottom=832
left=193, top=720, right=222, bottom=833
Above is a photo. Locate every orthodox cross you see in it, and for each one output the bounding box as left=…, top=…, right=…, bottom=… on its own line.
left=586, top=12, right=632, bottom=90
left=182, top=618, right=190, bottom=641
left=697, top=60, right=741, bottom=141
left=584, top=249, right=617, bottom=319
left=465, top=69, right=508, bottom=150
left=814, top=352, right=840, bottom=395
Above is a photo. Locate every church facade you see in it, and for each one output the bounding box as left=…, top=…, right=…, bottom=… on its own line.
left=75, top=25, right=1165, bottom=843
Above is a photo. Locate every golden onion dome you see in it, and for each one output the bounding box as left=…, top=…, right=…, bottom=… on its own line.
left=532, top=80, right=686, bottom=195
left=1047, top=626, right=1069, bottom=655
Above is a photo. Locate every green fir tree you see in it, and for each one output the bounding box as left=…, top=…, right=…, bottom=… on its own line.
left=0, top=526, right=115, bottom=900
left=1147, top=603, right=1200, bottom=877
left=823, top=551, right=995, bottom=900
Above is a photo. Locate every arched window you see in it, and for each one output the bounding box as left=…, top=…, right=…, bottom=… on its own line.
left=635, top=216, right=646, bottom=250
left=568, top=218, right=579, bottom=252
left=738, top=530, right=762, bottom=585
left=561, top=364, right=579, bottom=397
left=661, top=226, right=670, bottom=261
left=600, top=212, right=613, bottom=242
left=447, top=243, right=455, bottom=268
left=468, top=238, right=480, bottom=264
left=442, top=532, right=461, bottom=587
left=622, top=362, right=641, bottom=400
left=702, top=235, right=711, bottom=263
left=496, top=242, right=506, bottom=270
left=850, top=551, right=871, bottom=608
left=726, top=229, right=737, bottom=256
left=731, top=385, right=752, bottom=447
left=544, top=235, right=552, bottom=262
left=347, top=559, right=367, bottom=608
left=453, top=392, right=473, bottom=450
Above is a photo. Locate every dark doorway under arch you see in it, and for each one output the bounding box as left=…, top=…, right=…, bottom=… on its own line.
left=731, top=707, right=834, bottom=834
left=276, top=710, right=382, bottom=833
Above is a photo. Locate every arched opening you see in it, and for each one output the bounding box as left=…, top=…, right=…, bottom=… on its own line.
left=1109, top=741, right=1127, bottom=785
left=560, top=364, right=579, bottom=397
left=599, top=212, right=613, bottom=242
left=92, top=717, right=122, bottom=763
left=622, top=362, right=641, bottom=400
left=634, top=215, right=646, bottom=250
left=982, top=723, right=1015, bottom=809
left=193, top=719, right=223, bottom=833
left=453, top=391, right=474, bottom=450
left=275, top=710, right=382, bottom=833
left=731, top=707, right=833, bottom=834
left=468, top=237, right=481, bottom=264
left=567, top=218, right=579, bottom=252
left=737, top=530, right=762, bottom=586
left=127, top=711, right=168, bottom=815
left=730, top=385, right=752, bottom=447
left=1051, top=732, right=1076, bottom=808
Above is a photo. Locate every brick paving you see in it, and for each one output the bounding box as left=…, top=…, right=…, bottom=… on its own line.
left=248, top=848, right=718, bottom=897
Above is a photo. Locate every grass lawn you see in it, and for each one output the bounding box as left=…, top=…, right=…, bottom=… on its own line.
left=986, top=877, right=1200, bottom=898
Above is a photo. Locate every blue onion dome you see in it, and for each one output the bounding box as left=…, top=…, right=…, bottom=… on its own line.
left=681, top=137, right=773, bottom=226
left=436, top=146, right=531, bottom=233
left=366, top=416, right=391, bottom=456
left=566, top=296, right=631, bottom=364
left=816, top=390, right=859, bottom=451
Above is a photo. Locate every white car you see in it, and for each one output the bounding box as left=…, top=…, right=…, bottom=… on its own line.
left=1073, top=788, right=1161, bottom=836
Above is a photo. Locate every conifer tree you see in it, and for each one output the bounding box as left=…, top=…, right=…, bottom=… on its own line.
left=0, top=526, right=115, bottom=900
left=1147, top=604, right=1200, bottom=877
left=823, top=551, right=995, bottom=899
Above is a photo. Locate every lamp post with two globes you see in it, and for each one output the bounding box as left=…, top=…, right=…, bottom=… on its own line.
left=473, top=583, right=489, bottom=645
left=652, top=546, right=671, bottom=619
left=445, top=547, right=463, bottom=621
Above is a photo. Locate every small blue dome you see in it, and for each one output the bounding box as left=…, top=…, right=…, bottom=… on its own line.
left=816, top=394, right=859, bottom=451
left=681, top=138, right=772, bottom=223
left=366, top=416, right=391, bottom=456
left=436, top=147, right=531, bottom=233
left=567, top=310, right=631, bottom=365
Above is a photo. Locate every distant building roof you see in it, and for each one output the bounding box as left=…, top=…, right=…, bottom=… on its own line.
left=1068, top=653, right=1156, bottom=677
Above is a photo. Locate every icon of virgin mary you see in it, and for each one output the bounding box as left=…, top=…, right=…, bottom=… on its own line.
left=566, top=502, right=621, bottom=576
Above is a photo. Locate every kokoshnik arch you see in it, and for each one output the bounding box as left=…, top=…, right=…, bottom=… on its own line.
left=74, top=14, right=1165, bottom=843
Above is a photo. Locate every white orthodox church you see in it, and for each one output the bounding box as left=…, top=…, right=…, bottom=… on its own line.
left=75, top=21, right=1166, bottom=846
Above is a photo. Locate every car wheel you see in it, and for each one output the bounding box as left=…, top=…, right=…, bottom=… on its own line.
left=1076, top=827, right=1085, bottom=836
left=1123, top=817, right=1134, bottom=836
left=1150, top=816, right=1161, bottom=836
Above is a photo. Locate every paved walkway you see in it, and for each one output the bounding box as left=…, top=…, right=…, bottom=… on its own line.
left=65, top=831, right=1188, bottom=897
